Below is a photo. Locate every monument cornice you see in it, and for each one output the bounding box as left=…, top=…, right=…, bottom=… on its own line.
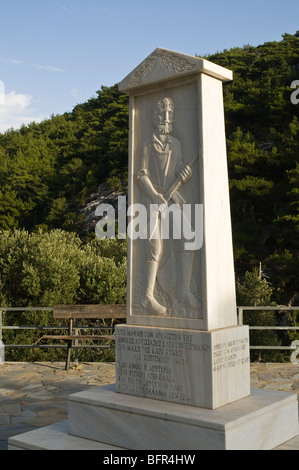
left=119, top=47, right=233, bottom=93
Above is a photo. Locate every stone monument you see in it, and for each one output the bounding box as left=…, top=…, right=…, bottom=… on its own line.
left=115, top=48, right=250, bottom=409
left=8, top=49, right=299, bottom=450
left=65, top=50, right=298, bottom=450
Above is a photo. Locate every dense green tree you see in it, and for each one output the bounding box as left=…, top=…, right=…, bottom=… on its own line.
left=236, top=267, right=284, bottom=361
left=204, top=32, right=299, bottom=304
left=237, top=267, right=274, bottom=306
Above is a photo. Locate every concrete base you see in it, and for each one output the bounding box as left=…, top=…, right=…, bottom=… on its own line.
left=8, top=385, right=299, bottom=450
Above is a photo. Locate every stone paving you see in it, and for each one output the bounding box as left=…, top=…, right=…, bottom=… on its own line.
left=0, top=361, right=116, bottom=450
left=0, top=361, right=299, bottom=450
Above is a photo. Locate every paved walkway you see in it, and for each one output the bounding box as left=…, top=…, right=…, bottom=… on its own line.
left=1, top=361, right=299, bottom=450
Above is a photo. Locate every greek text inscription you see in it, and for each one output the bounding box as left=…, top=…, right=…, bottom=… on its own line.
left=212, top=338, right=249, bottom=372
left=116, top=328, right=211, bottom=404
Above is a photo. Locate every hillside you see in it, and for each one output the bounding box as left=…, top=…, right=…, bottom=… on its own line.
left=0, top=32, right=298, bottom=305
left=205, top=32, right=299, bottom=304
left=0, top=85, right=129, bottom=234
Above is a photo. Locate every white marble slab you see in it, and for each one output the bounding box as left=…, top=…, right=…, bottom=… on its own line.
left=68, top=385, right=299, bottom=450
left=115, top=324, right=250, bottom=409
left=121, top=49, right=237, bottom=331
left=8, top=420, right=123, bottom=450
left=8, top=418, right=299, bottom=451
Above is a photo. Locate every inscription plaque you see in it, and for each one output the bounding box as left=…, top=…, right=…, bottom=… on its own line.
left=116, top=324, right=250, bottom=409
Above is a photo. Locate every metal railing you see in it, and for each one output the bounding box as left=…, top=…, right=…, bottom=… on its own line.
left=237, top=306, right=299, bottom=351
left=0, top=307, right=116, bottom=357
left=0, top=305, right=299, bottom=356
left=0, top=307, right=55, bottom=349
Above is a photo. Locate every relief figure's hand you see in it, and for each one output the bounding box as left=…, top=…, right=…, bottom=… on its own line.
left=179, top=165, right=193, bottom=183
left=152, top=192, right=167, bottom=206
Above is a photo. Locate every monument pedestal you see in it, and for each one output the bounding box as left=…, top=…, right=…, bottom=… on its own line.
left=67, top=384, right=298, bottom=450
left=115, top=324, right=250, bottom=409
left=8, top=385, right=298, bottom=451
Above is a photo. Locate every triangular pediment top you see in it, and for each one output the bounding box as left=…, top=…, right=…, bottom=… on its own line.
left=118, top=48, right=232, bottom=93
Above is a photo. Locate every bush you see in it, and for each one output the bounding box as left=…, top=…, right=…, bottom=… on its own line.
left=236, top=267, right=285, bottom=362
left=0, top=229, right=127, bottom=361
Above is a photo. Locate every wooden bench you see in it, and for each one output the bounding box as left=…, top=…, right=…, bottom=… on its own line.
left=42, top=304, right=126, bottom=370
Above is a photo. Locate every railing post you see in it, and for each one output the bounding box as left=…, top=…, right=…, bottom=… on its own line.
left=65, top=318, right=73, bottom=371
left=238, top=307, right=244, bottom=326
left=74, top=318, right=79, bottom=365
left=0, top=310, right=4, bottom=363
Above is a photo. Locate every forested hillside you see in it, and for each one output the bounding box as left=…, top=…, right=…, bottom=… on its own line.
left=0, top=85, right=129, bottom=234
left=0, top=32, right=298, bottom=307
left=205, top=32, right=299, bottom=305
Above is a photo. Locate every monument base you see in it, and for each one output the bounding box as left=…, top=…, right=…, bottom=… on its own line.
left=67, top=385, right=298, bottom=450
left=9, top=385, right=299, bottom=450
left=116, top=324, right=250, bottom=409
left=8, top=420, right=123, bottom=451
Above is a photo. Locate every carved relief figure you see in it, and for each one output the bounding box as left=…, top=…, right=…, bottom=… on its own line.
left=136, top=97, right=200, bottom=315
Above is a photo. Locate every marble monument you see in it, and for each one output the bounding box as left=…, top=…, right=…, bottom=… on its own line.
left=115, top=48, right=250, bottom=410
left=59, top=49, right=298, bottom=450
left=8, top=49, right=299, bottom=450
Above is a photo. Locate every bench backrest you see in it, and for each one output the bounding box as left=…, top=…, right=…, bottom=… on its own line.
left=53, top=304, right=126, bottom=319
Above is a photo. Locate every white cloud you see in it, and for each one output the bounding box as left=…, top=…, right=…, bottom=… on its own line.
left=33, top=63, right=65, bottom=73
left=0, top=57, right=64, bottom=73
left=0, top=91, right=45, bottom=133
left=0, top=58, right=24, bottom=65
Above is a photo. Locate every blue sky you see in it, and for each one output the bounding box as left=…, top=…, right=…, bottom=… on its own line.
left=0, top=0, right=298, bottom=132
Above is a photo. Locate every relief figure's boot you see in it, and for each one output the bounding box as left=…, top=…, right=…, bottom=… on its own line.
left=141, top=261, right=167, bottom=315
left=177, top=252, right=201, bottom=309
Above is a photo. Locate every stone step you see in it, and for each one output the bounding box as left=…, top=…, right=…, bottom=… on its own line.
left=67, top=384, right=299, bottom=450
left=8, top=420, right=123, bottom=450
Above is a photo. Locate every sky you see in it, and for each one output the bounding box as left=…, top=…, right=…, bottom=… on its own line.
left=0, top=0, right=298, bottom=132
